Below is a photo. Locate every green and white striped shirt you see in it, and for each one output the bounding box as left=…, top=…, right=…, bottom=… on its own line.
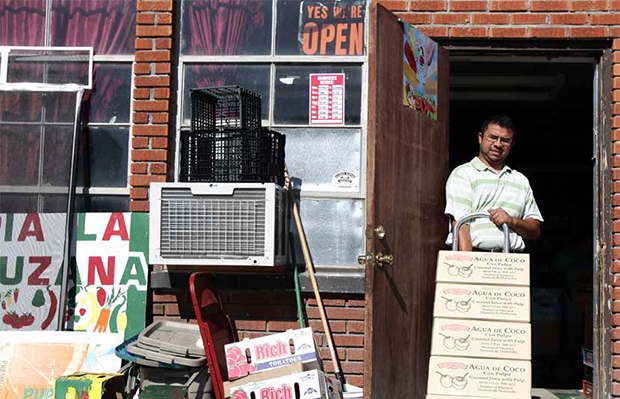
left=445, top=157, right=543, bottom=252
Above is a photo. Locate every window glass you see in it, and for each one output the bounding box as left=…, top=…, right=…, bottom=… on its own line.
left=87, top=63, right=132, bottom=123
left=51, top=0, right=136, bottom=54
left=0, top=92, right=42, bottom=122
left=6, top=51, right=44, bottom=84
left=0, top=124, right=40, bottom=186
left=79, top=126, right=129, bottom=188
left=181, top=0, right=273, bottom=56
left=279, top=127, right=360, bottom=192
left=274, top=64, right=362, bottom=125
left=42, top=125, right=74, bottom=187
left=75, top=195, right=130, bottom=212
left=0, top=1, right=46, bottom=46
left=0, top=194, right=38, bottom=213
left=182, top=64, right=271, bottom=126
left=45, top=92, right=77, bottom=123
left=41, top=195, right=68, bottom=212
left=276, top=0, right=366, bottom=56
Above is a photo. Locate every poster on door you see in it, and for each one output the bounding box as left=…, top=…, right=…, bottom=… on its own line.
left=403, top=23, right=439, bottom=120
left=309, top=73, right=345, bottom=125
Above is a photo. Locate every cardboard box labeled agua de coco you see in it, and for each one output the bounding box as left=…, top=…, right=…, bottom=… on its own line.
left=225, top=327, right=322, bottom=380
left=431, top=318, right=531, bottom=360
left=436, top=251, right=529, bottom=286
left=229, top=369, right=342, bottom=399
left=433, top=283, right=530, bottom=322
left=427, top=356, right=531, bottom=399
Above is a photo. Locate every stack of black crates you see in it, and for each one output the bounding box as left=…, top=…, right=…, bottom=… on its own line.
left=180, top=86, right=285, bottom=185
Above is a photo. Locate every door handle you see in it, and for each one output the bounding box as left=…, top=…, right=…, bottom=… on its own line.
left=357, top=252, right=394, bottom=267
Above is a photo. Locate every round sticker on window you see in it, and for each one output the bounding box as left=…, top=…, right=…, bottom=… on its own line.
left=332, top=171, right=358, bottom=189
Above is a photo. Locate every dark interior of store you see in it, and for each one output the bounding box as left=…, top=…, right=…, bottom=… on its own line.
left=449, top=58, right=595, bottom=390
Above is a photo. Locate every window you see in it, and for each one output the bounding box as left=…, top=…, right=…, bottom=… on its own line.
left=0, top=0, right=135, bottom=212
left=178, top=0, right=368, bottom=269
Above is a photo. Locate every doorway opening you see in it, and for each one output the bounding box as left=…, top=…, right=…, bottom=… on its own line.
left=448, top=54, right=597, bottom=393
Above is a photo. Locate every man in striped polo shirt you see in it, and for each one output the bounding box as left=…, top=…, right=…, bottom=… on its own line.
left=445, top=115, right=543, bottom=252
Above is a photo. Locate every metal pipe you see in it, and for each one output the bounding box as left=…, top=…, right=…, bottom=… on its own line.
left=452, top=212, right=510, bottom=253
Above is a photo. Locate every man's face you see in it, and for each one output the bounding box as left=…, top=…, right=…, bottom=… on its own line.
left=478, top=123, right=514, bottom=167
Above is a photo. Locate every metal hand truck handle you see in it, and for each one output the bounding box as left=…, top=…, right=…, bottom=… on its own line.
left=452, top=212, right=510, bottom=253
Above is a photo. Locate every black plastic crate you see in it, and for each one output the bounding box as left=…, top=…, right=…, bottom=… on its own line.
left=180, top=129, right=285, bottom=185
left=190, top=85, right=262, bottom=131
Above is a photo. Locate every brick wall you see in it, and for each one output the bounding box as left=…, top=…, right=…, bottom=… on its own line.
left=152, top=289, right=366, bottom=387
left=377, top=0, right=619, bottom=395
left=130, top=0, right=173, bottom=212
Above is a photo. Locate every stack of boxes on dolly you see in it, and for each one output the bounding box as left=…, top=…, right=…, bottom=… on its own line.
left=427, top=249, right=532, bottom=399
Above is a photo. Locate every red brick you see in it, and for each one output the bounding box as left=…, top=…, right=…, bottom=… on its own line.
left=133, top=112, right=149, bottom=124
left=234, top=320, right=267, bottom=331
left=153, top=304, right=164, bottom=315
left=135, top=76, right=170, bottom=87
left=133, top=100, right=169, bottom=112
left=571, top=0, right=608, bottom=10
left=152, top=113, right=170, bottom=124
left=614, top=220, right=620, bottom=231
left=569, top=26, right=608, bottom=37
left=152, top=293, right=177, bottom=302
left=134, top=63, right=151, bottom=75
left=150, top=163, right=168, bottom=175
left=153, top=88, right=170, bottom=99
left=614, top=315, right=620, bottom=326
left=155, top=63, right=172, bottom=74
left=395, top=12, right=433, bottom=24
left=137, top=13, right=155, bottom=24
left=347, top=299, right=365, bottom=307
left=614, top=301, right=620, bottom=312
left=131, top=163, right=148, bottom=174
left=451, top=26, right=488, bottom=37
left=471, top=13, right=510, bottom=23
left=531, top=0, right=569, bottom=11
left=612, top=0, right=620, bottom=8
left=165, top=303, right=180, bottom=316
left=130, top=174, right=167, bottom=187
left=133, top=124, right=169, bottom=136
left=614, top=53, right=620, bottom=63
left=614, top=381, right=620, bottom=396
left=308, top=320, right=347, bottom=333
left=307, top=298, right=346, bottom=306
left=152, top=137, right=168, bottom=149
left=268, top=321, right=300, bottom=332
left=409, top=0, right=448, bottom=10
left=418, top=26, right=450, bottom=36
left=615, top=288, right=620, bottom=300
left=614, top=370, right=620, bottom=382
left=132, top=149, right=168, bottom=162
left=137, top=1, right=173, bottom=11
left=377, top=0, right=409, bottom=10
left=132, top=137, right=149, bottom=148
left=136, top=50, right=171, bottom=62
left=615, top=65, right=620, bottom=76
left=346, top=376, right=364, bottom=387
left=155, top=38, right=172, bottom=49
left=529, top=27, right=568, bottom=37
left=348, top=321, right=365, bottom=333
left=130, top=187, right=149, bottom=199
left=324, top=361, right=364, bottom=373
left=242, top=331, right=269, bottom=340
left=133, top=88, right=150, bottom=99
left=591, top=13, right=620, bottom=24
left=157, top=12, right=173, bottom=24
left=512, top=13, right=548, bottom=24
left=450, top=1, right=487, bottom=10
left=347, top=348, right=365, bottom=361
left=490, top=27, right=528, bottom=37
left=135, top=38, right=152, bottom=50
left=549, top=13, right=590, bottom=24
left=130, top=200, right=150, bottom=212
left=612, top=328, right=620, bottom=340
left=613, top=157, right=620, bottom=167
left=433, top=13, right=471, bottom=23
left=137, top=25, right=173, bottom=37
left=319, top=347, right=347, bottom=360
left=615, top=90, right=620, bottom=102
left=614, top=129, right=620, bottom=140
left=490, top=0, right=528, bottom=10
left=306, top=307, right=365, bottom=320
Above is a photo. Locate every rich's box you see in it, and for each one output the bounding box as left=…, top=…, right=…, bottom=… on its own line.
left=229, top=369, right=342, bottom=399
left=427, top=356, right=531, bottom=399
left=225, top=327, right=321, bottom=380
left=224, top=363, right=314, bottom=397
left=436, top=251, right=529, bottom=286
left=431, top=318, right=531, bottom=360
left=433, top=283, right=530, bottom=322
left=427, top=396, right=495, bottom=399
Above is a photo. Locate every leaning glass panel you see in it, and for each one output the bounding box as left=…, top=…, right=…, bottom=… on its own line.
left=293, top=199, right=364, bottom=265
left=7, top=49, right=90, bottom=86
left=182, top=63, right=270, bottom=126
left=44, top=91, right=77, bottom=123
left=0, top=91, right=42, bottom=122
left=42, top=125, right=74, bottom=187
left=274, top=64, right=362, bottom=125
left=279, top=127, right=361, bottom=192
left=82, top=126, right=129, bottom=188
left=181, top=0, right=273, bottom=56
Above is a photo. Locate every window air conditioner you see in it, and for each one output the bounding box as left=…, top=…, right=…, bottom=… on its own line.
left=149, top=182, right=288, bottom=267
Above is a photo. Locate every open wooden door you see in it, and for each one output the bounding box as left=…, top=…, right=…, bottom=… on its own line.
left=362, top=4, right=449, bottom=399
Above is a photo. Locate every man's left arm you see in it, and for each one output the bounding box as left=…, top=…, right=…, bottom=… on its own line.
left=488, top=208, right=541, bottom=240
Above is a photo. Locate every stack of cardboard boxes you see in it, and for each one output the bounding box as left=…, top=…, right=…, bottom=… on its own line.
left=223, top=327, right=343, bottom=399
left=427, top=251, right=532, bottom=399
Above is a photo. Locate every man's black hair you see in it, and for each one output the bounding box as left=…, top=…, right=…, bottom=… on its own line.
left=480, top=115, right=516, bottom=137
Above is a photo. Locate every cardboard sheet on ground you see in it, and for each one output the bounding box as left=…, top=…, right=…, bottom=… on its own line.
left=0, top=331, right=123, bottom=399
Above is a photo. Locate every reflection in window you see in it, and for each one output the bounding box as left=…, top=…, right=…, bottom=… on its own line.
left=274, top=64, right=362, bottom=125
left=87, top=64, right=132, bottom=123
left=0, top=1, right=46, bottom=46
left=181, top=0, right=272, bottom=56
left=51, top=0, right=136, bottom=55
left=0, top=194, right=38, bottom=213
left=43, top=125, right=74, bottom=187
left=0, top=124, right=41, bottom=186
left=79, top=126, right=129, bottom=188
left=182, top=64, right=271, bottom=125
left=75, top=195, right=130, bottom=212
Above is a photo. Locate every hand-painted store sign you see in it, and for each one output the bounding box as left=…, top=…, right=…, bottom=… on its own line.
left=300, top=0, right=365, bottom=55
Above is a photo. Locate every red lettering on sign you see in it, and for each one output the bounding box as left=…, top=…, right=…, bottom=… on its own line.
left=88, top=256, right=115, bottom=285
left=17, top=214, right=44, bottom=242
left=28, top=256, right=51, bottom=285
left=102, top=213, right=129, bottom=241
